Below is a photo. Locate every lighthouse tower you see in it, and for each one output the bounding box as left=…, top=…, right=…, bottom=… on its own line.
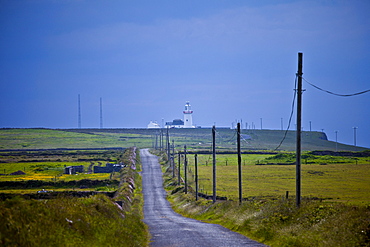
left=183, top=101, right=194, bottom=128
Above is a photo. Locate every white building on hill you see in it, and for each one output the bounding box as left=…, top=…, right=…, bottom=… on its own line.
left=147, top=121, right=160, bottom=128
left=166, top=102, right=195, bottom=128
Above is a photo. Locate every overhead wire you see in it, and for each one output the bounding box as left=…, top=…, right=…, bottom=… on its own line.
left=239, top=132, right=251, bottom=146
left=215, top=129, right=237, bottom=143
left=273, top=74, right=368, bottom=151
left=301, top=76, right=370, bottom=97
left=274, top=74, right=298, bottom=151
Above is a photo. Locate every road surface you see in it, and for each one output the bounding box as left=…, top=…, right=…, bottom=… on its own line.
left=141, top=149, right=266, bottom=247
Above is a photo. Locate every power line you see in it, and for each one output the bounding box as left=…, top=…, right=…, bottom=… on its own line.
left=239, top=133, right=250, bottom=146
left=301, top=76, right=370, bottom=96
left=215, top=129, right=237, bottom=143
left=274, top=74, right=297, bottom=151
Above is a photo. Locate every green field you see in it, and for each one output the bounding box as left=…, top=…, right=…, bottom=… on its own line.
left=0, top=147, right=123, bottom=194
left=181, top=153, right=370, bottom=205
left=0, top=128, right=367, bottom=151
left=0, top=148, right=149, bottom=246
left=0, top=128, right=369, bottom=246
left=164, top=150, right=370, bottom=246
left=1, top=128, right=368, bottom=202
left=0, top=128, right=150, bottom=149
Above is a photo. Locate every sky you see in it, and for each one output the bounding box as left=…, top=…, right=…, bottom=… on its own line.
left=0, top=0, right=369, bottom=148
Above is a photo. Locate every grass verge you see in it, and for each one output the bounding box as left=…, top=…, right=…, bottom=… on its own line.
left=0, top=147, right=149, bottom=247
left=162, top=158, right=370, bottom=247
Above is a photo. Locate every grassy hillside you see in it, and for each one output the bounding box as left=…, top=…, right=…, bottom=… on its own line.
left=0, top=128, right=366, bottom=151
left=0, top=128, right=144, bottom=149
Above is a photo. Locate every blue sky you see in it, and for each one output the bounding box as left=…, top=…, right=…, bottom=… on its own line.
left=0, top=0, right=369, bottom=148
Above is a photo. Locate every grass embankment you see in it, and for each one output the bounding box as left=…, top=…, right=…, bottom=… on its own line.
left=0, top=147, right=149, bottom=247
left=168, top=191, right=370, bottom=247
left=161, top=152, right=370, bottom=247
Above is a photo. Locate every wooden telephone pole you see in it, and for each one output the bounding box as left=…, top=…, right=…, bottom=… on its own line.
left=178, top=151, right=181, bottom=185
left=172, top=140, right=175, bottom=178
left=195, top=154, right=198, bottom=201
left=184, top=145, right=188, bottom=194
left=237, top=122, right=242, bottom=204
left=296, top=52, right=303, bottom=207
left=212, top=126, right=216, bottom=203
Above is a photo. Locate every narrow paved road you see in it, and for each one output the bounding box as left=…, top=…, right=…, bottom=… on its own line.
left=141, top=149, right=266, bottom=247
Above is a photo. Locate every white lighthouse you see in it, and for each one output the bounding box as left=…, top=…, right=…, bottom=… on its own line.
left=183, top=101, right=195, bottom=128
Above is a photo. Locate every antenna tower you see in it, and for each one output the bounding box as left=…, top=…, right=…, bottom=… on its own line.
left=78, top=94, right=81, bottom=128
left=100, top=97, right=103, bottom=129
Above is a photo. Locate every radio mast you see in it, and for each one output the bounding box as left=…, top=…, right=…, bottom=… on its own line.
left=78, top=94, right=81, bottom=129
left=100, top=97, right=103, bottom=129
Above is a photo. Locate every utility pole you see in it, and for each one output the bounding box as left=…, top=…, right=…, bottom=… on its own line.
left=155, top=132, right=158, bottom=150
left=296, top=52, right=303, bottom=207
left=195, top=154, right=198, bottom=201
left=335, top=131, right=338, bottom=152
left=212, top=125, right=216, bottom=203
left=237, top=122, right=242, bottom=204
left=166, top=127, right=170, bottom=163
left=309, top=121, right=312, bottom=132
left=160, top=129, right=164, bottom=151
left=159, top=130, right=162, bottom=151
left=162, top=129, right=165, bottom=151
left=178, top=151, right=181, bottom=185
left=172, top=139, right=175, bottom=178
left=184, top=145, right=188, bottom=194
left=353, top=127, right=358, bottom=146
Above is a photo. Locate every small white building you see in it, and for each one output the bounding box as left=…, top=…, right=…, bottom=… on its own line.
left=166, top=119, right=184, bottom=128
left=147, top=121, right=160, bottom=128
